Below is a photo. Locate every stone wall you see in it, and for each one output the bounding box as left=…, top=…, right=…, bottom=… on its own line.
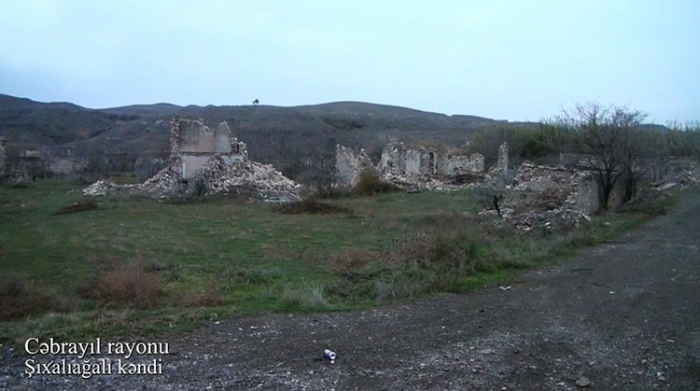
left=335, top=144, right=375, bottom=186
left=488, top=142, right=509, bottom=176
left=47, top=157, right=88, bottom=176
left=377, top=142, right=484, bottom=180
left=510, top=162, right=600, bottom=215
left=446, top=153, right=484, bottom=175
left=170, top=116, right=248, bottom=179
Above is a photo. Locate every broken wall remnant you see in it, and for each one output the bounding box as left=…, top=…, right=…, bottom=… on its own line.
left=489, top=142, right=509, bottom=176
left=335, top=144, right=376, bottom=187
left=377, top=142, right=485, bottom=182
left=446, top=153, right=485, bottom=175
left=170, top=118, right=248, bottom=179
left=84, top=116, right=299, bottom=202
left=511, top=162, right=600, bottom=215
left=0, top=137, right=6, bottom=180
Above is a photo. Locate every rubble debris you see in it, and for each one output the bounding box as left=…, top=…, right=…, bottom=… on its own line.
left=480, top=162, right=599, bottom=231
left=84, top=116, right=300, bottom=202
left=575, top=376, right=592, bottom=388
left=371, top=142, right=485, bottom=190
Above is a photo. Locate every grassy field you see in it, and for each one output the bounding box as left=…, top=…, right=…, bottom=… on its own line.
left=0, top=179, right=684, bottom=345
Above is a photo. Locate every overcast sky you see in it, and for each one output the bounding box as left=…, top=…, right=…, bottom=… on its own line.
left=0, top=0, right=698, bottom=122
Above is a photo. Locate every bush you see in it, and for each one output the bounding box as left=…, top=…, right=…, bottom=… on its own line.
left=0, top=274, right=69, bottom=320
left=85, top=259, right=162, bottom=309
left=354, top=171, right=401, bottom=196
left=54, top=201, right=98, bottom=215
left=276, top=199, right=354, bottom=215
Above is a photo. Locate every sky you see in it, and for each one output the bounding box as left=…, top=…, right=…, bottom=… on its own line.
left=0, top=0, right=698, bottom=123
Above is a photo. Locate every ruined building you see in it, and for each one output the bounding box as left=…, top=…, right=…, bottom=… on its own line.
left=377, top=142, right=484, bottom=179
left=335, top=145, right=375, bottom=186
left=84, top=116, right=300, bottom=202
left=170, top=118, right=248, bottom=178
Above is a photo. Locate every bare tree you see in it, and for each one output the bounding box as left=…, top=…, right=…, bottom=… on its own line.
left=560, top=103, right=647, bottom=210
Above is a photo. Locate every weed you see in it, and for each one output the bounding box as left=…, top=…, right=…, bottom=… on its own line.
left=282, top=283, right=328, bottom=308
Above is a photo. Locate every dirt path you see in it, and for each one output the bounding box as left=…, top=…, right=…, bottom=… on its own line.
left=3, top=196, right=700, bottom=390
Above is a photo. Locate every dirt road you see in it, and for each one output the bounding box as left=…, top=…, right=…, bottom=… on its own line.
left=3, top=196, right=700, bottom=390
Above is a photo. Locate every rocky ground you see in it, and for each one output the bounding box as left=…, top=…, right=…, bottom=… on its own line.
left=2, top=196, right=699, bottom=390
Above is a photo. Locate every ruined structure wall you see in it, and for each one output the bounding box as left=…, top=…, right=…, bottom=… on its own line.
left=574, top=174, right=600, bottom=215
left=446, top=156, right=470, bottom=175
left=404, top=149, right=422, bottom=176
left=178, top=120, right=217, bottom=153
left=514, top=162, right=601, bottom=215
left=214, top=122, right=233, bottom=153
left=181, top=155, right=213, bottom=178
left=336, top=144, right=375, bottom=186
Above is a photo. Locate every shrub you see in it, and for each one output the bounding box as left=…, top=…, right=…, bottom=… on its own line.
left=86, top=259, right=162, bottom=309
left=0, top=274, right=69, bottom=320
left=276, top=199, right=354, bottom=215
left=54, top=201, right=98, bottom=215
left=354, top=171, right=401, bottom=196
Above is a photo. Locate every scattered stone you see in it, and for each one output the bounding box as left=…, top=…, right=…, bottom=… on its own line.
left=575, top=376, right=592, bottom=388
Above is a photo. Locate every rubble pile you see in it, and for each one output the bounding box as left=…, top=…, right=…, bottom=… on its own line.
left=481, top=162, right=600, bottom=232
left=83, top=116, right=300, bottom=202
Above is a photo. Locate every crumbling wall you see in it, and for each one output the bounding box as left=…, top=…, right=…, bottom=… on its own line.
left=170, top=117, right=248, bottom=179
left=46, top=157, right=88, bottom=176
left=488, top=142, right=509, bottom=176
left=446, top=153, right=484, bottom=175
left=335, top=144, right=375, bottom=186
left=378, top=142, right=407, bottom=177
left=511, top=162, right=599, bottom=215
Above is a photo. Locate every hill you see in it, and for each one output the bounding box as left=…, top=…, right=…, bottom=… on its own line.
left=0, top=95, right=505, bottom=177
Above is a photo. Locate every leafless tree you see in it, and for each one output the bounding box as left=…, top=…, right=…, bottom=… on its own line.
left=559, top=103, right=647, bottom=210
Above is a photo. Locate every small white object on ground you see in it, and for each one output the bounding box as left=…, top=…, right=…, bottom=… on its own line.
left=324, top=349, right=336, bottom=364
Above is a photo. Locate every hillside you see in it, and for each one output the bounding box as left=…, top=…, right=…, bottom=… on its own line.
left=0, top=95, right=499, bottom=155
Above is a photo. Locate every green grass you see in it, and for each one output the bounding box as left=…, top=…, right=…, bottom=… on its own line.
left=0, top=179, right=691, bottom=345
